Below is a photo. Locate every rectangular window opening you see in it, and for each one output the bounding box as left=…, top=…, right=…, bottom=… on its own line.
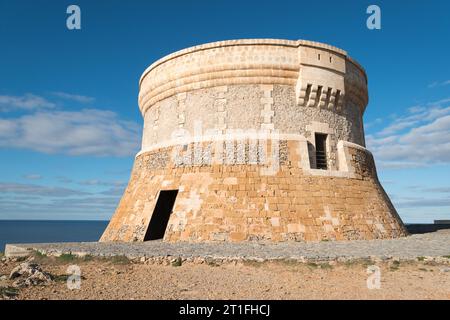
left=315, top=133, right=328, bottom=170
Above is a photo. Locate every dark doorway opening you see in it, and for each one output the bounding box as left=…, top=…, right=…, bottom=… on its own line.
left=144, top=190, right=178, bottom=241
left=315, top=133, right=328, bottom=170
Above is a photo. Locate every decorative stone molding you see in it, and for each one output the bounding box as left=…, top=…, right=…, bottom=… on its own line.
left=138, top=39, right=367, bottom=116
left=260, top=85, right=274, bottom=131
left=214, top=86, right=228, bottom=134
left=152, top=104, right=160, bottom=143
left=176, top=92, right=187, bottom=128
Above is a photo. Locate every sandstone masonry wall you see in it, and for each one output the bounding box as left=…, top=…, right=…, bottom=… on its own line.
left=101, top=141, right=406, bottom=242
left=100, top=39, right=406, bottom=243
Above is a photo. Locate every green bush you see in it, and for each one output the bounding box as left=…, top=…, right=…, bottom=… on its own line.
left=109, top=255, right=130, bottom=265
left=0, top=286, right=19, bottom=298
left=390, top=260, right=400, bottom=271
left=57, top=253, right=77, bottom=262
left=171, top=257, right=182, bottom=267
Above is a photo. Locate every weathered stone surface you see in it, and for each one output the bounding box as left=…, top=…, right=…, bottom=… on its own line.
left=9, top=262, right=53, bottom=288
left=101, top=39, right=407, bottom=243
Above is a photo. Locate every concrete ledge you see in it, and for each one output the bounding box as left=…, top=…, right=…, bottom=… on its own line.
left=406, top=224, right=450, bottom=234
left=5, top=230, right=450, bottom=262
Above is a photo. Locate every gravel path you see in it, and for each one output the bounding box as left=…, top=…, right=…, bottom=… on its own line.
left=5, top=230, right=450, bottom=262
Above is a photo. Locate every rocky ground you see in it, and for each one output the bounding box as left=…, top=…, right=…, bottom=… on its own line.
left=0, top=253, right=450, bottom=300
left=1, top=230, right=450, bottom=300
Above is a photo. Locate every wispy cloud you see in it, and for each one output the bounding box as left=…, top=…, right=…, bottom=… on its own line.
left=375, top=161, right=427, bottom=169
left=76, top=179, right=127, bottom=196
left=373, top=99, right=450, bottom=137
left=23, top=174, right=43, bottom=180
left=0, top=180, right=123, bottom=219
left=0, top=182, right=88, bottom=197
left=0, top=94, right=55, bottom=112
left=52, top=92, right=95, bottom=104
left=364, top=117, right=382, bottom=129
left=0, top=88, right=135, bottom=219
left=428, top=80, right=450, bottom=88
left=0, top=109, right=141, bottom=156
left=410, top=186, right=450, bottom=193
left=388, top=191, right=450, bottom=213
left=367, top=98, right=450, bottom=168
left=395, top=197, right=450, bottom=208
left=100, top=185, right=127, bottom=196
left=77, top=179, right=125, bottom=187
left=0, top=195, right=118, bottom=219
left=56, top=176, right=73, bottom=183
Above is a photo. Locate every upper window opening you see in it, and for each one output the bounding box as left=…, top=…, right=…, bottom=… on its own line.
left=315, top=133, right=328, bottom=170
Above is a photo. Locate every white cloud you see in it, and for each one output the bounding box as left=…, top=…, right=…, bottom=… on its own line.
left=78, top=179, right=126, bottom=187
left=428, top=80, right=450, bottom=88
left=408, top=105, right=426, bottom=114
left=376, top=118, right=419, bottom=136
left=56, top=176, right=73, bottom=183
left=0, top=182, right=87, bottom=197
left=0, top=180, right=121, bottom=219
left=375, top=160, right=426, bottom=169
left=396, top=196, right=450, bottom=208
left=0, top=94, right=55, bottom=112
left=0, top=109, right=141, bottom=156
left=368, top=98, right=450, bottom=168
left=23, top=174, right=42, bottom=180
left=423, top=187, right=450, bottom=193
left=364, top=117, right=382, bottom=129
left=373, top=99, right=450, bottom=138
left=0, top=194, right=118, bottom=220
left=0, top=118, right=18, bottom=137
left=52, top=92, right=95, bottom=104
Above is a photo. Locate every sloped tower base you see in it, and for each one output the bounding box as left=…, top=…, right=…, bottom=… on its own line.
left=100, top=139, right=407, bottom=242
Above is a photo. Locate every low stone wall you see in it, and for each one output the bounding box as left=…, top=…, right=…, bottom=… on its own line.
left=7, top=230, right=450, bottom=263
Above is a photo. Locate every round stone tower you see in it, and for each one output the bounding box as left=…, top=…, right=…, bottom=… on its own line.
left=100, top=39, right=407, bottom=243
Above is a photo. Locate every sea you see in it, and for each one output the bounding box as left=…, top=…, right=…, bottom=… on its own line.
left=0, top=220, right=109, bottom=252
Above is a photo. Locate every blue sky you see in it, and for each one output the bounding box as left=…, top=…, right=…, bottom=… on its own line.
left=0, top=0, right=449, bottom=222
